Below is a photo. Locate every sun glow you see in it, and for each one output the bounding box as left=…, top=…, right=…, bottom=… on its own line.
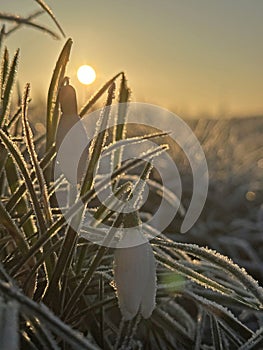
left=77, top=65, right=96, bottom=85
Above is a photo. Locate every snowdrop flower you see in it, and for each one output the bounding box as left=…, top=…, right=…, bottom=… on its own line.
left=113, top=228, right=156, bottom=321
left=56, top=78, right=88, bottom=184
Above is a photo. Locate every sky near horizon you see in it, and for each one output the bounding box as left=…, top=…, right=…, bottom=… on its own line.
left=1, top=0, right=263, bottom=118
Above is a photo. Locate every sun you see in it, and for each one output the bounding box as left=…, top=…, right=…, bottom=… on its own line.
left=77, top=65, right=96, bottom=85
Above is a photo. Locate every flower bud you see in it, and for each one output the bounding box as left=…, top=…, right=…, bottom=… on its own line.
left=56, top=80, right=88, bottom=184
left=113, top=228, right=156, bottom=321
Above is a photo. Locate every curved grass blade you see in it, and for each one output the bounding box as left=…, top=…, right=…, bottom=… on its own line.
left=6, top=145, right=56, bottom=213
left=7, top=105, right=22, bottom=129
left=61, top=213, right=124, bottom=320
left=111, top=73, right=130, bottom=184
left=122, top=174, right=184, bottom=216
left=81, top=82, right=116, bottom=193
left=22, top=84, right=52, bottom=225
left=194, top=309, right=206, bottom=350
left=27, top=316, right=60, bottom=350
left=239, top=326, right=263, bottom=350
left=33, top=0, right=65, bottom=37
left=0, top=278, right=99, bottom=350
left=0, top=47, right=9, bottom=99
left=155, top=248, right=234, bottom=297
left=102, top=131, right=169, bottom=158
left=61, top=147, right=169, bottom=319
left=0, top=25, right=5, bottom=52
left=23, top=238, right=63, bottom=296
left=46, top=38, right=73, bottom=151
left=67, top=297, right=117, bottom=324
left=210, top=314, right=223, bottom=350
left=115, top=73, right=130, bottom=141
left=152, top=308, right=194, bottom=348
left=76, top=181, right=132, bottom=273
left=152, top=239, right=263, bottom=306
left=0, top=200, right=29, bottom=255
left=13, top=145, right=168, bottom=275
left=44, top=83, right=116, bottom=305
left=0, top=49, right=19, bottom=127
left=6, top=10, right=44, bottom=36
left=186, top=291, right=253, bottom=341
left=0, top=13, right=60, bottom=40
left=0, top=128, right=47, bottom=235
left=79, top=72, right=123, bottom=117
left=4, top=152, right=35, bottom=237
left=21, top=84, right=55, bottom=279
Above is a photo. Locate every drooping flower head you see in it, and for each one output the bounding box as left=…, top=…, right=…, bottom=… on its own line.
left=113, top=227, right=156, bottom=321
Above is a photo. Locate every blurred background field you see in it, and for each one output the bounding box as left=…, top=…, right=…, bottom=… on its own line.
left=0, top=1, right=263, bottom=349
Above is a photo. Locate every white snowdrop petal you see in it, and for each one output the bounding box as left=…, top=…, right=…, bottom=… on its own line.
left=113, top=228, right=157, bottom=321
left=56, top=113, right=88, bottom=184
left=114, top=243, right=148, bottom=321
left=140, top=243, right=157, bottom=319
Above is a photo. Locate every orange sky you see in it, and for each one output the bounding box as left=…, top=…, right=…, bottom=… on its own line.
left=1, top=0, right=263, bottom=118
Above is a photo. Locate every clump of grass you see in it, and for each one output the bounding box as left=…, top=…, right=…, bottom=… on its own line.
left=0, top=3, right=263, bottom=349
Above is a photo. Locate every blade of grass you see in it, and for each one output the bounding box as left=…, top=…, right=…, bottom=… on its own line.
left=33, top=0, right=65, bottom=37
left=13, top=146, right=168, bottom=275
left=0, top=47, right=9, bottom=99
left=152, top=308, right=194, bottom=348
left=0, top=200, right=29, bottom=255
left=5, top=152, right=35, bottom=236
left=7, top=105, right=22, bottom=129
left=0, top=13, right=60, bottom=40
left=186, top=291, right=253, bottom=341
left=0, top=278, right=99, bottom=349
left=6, top=145, right=56, bottom=213
left=111, top=73, right=130, bottom=187
left=210, top=314, right=223, bottom=350
left=102, top=131, right=169, bottom=158
left=0, top=129, right=47, bottom=236
left=5, top=10, right=44, bottom=36
left=80, top=82, right=116, bottom=193
left=22, top=84, right=52, bottom=225
left=0, top=25, right=5, bottom=52
left=152, top=239, right=263, bottom=306
left=194, top=309, right=206, bottom=350
left=239, top=326, right=263, bottom=350
left=0, top=49, right=19, bottom=127
left=79, top=72, right=123, bottom=117
left=46, top=38, right=72, bottom=150
left=155, top=249, right=234, bottom=297
left=28, top=316, right=60, bottom=350
left=62, top=145, right=168, bottom=319
left=43, top=83, right=116, bottom=305
left=61, top=213, right=124, bottom=320
left=76, top=181, right=132, bottom=274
